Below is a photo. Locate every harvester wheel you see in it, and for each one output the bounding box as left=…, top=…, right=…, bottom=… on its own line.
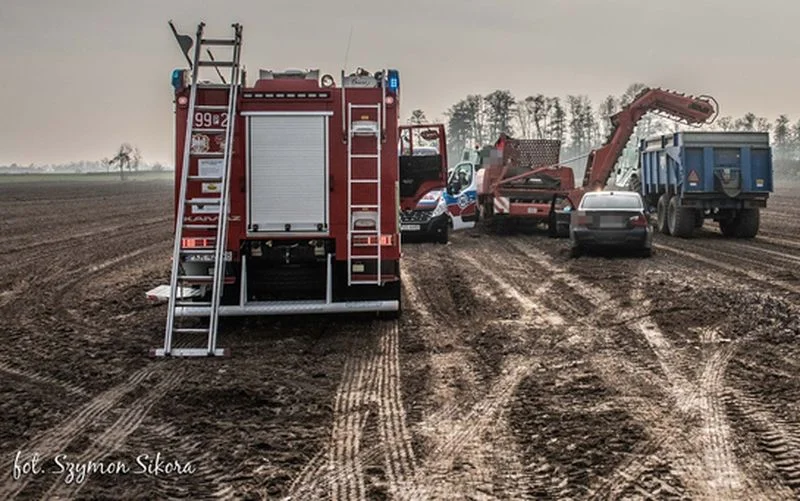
left=667, top=196, right=695, bottom=238
left=656, top=194, right=671, bottom=235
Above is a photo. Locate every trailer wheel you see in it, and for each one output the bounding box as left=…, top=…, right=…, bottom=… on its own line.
left=657, top=194, right=671, bottom=235
left=667, top=196, right=695, bottom=238
left=719, top=217, right=737, bottom=237
left=694, top=210, right=705, bottom=229
left=734, top=208, right=760, bottom=238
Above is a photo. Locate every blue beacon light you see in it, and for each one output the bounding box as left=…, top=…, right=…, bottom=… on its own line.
left=171, top=69, right=185, bottom=91
left=387, top=70, right=399, bottom=93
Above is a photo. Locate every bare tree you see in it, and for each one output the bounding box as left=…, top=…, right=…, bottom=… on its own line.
left=515, top=97, right=535, bottom=139
left=445, top=100, right=473, bottom=163
left=109, top=143, right=134, bottom=180
left=485, top=90, right=516, bottom=139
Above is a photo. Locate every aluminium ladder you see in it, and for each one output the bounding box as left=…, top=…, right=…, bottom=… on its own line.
left=155, top=22, right=242, bottom=357
left=346, top=75, right=386, bottom=286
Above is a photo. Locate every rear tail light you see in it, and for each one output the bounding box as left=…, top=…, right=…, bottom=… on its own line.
left=629, top=214, right=648, bottom=228
left=181, top=237, right=215, bottom=248
left=574, top=211, right=590, bottom=226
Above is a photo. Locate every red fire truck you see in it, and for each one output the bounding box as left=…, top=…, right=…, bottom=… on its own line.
left=154, top=22, right=402, bottom=356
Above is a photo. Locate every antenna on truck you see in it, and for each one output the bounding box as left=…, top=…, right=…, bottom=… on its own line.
left=343, top=25, right=354, bottom=72
left=169, top=20, right=194, bottom=69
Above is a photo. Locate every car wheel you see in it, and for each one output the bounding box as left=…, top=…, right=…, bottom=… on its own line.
left=570, top=245, right=583, bottom=258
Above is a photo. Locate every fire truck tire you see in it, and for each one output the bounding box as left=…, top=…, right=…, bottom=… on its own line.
left=656, top=193, right=671, bottom=235
left=379, top=283, right=402, bottom=319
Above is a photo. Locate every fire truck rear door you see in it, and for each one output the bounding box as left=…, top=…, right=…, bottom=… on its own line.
left=247, top=112, right=331, bottom=233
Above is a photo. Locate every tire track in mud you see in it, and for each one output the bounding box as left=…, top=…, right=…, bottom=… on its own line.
left=629, top=289, right=751, bottom=499
left=402, top=356, right=536, bottom=500
left=0, top=361, right=89, bottom=398
left=504, top=238, right=775, bottom=499
left=329, top=335, right=376, bottom=501
left=725, top=390, right=800, bottom=495
left=653, top=241, right=800, bottom=295
left=289, top=321, right=416, bottom=501
left=40, top=369, right=186, bottom=499
left=0, top=365, right=163, bottom=499
left=407, top=245, right=560, bottom=498
left=0, top=215, right=170, bottom=273
left=377, top=322, right=418, bottom=498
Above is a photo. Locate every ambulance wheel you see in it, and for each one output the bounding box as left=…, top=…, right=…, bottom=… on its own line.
left=437, top=221, right=451, bottom=244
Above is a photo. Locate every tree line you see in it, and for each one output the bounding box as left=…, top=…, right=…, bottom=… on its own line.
left=408, top=83, right=800, bottom=178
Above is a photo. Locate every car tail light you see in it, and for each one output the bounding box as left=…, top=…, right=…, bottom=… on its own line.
left=574, top=211, right=590, bottom=226
left=629, top=214, right=648, bottom=228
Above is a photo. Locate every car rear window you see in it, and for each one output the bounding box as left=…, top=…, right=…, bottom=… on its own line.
left=582, top=194, right=642, bottom=209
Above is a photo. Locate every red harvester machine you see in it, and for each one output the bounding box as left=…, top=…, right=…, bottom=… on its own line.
left=476, top=88, right=717, bottom=235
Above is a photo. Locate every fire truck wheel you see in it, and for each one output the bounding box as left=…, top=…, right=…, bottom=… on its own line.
left=378, top=291, right=402, bottom=319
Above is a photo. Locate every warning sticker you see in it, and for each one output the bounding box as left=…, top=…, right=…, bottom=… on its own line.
left=198, top=158, right=223, bottom=178
left=202, top=182, right=220, bottom=194
left=687, top=169, right=700, bottom=186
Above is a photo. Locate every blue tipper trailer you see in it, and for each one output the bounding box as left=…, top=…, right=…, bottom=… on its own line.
left=636, top=131, right=772, bottom=238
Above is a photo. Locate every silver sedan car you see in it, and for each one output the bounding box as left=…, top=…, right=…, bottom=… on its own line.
left=569, top=191, right=653, bottom=257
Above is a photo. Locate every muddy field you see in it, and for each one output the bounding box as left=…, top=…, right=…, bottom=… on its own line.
left=1, top=179, right=799, bottom=500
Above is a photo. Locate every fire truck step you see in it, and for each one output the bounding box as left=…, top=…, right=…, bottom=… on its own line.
left=152, top=348, right=228, bottom=357
left=351, top=204, right=379, bottom=209
left=173, top=327, right=210, bottom=334
left=195, top=105, right=229, bottom=110
left=350, top=104, right=381, bottom=109
left=190, top=152, right=226, bottom=157
left=351, top=230, right=380, bottom=235
left=201, top=38, right=237, bottom=46
left=176, top=301, right=212, bottom=308
left=188, top=175, right=223, bottom=181
left=198, top=61, right=236, bottom=67
left=350, top=154, right=380, bottom=159
left=195, top=84, right=232, bottom=90
left=178, top=275, right=214, bottom=282
left=185, top=198, right=220, bottom=204
left=180, top=249, right=215, bottom=255
left=351, top=179, right=379, bottom=184
left=183, top=224, right=218, bottom=230
left=352, top=255, right=381, bottom=259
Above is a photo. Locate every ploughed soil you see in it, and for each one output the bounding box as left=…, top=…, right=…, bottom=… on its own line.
left=1, top=179, right=799, bottom=500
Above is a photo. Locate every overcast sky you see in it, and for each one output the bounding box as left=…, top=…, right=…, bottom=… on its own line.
left=2, top=0, right=799, bottom=165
